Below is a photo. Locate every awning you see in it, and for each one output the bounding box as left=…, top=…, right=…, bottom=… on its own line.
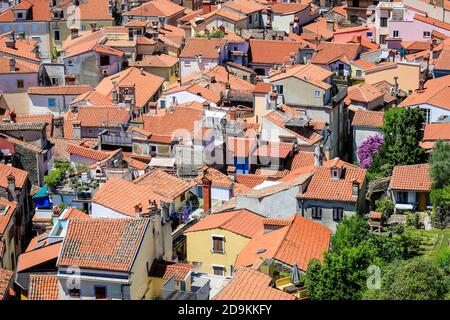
left=149, top=157, right=176, bottom=168
left=32, top=185, right=49, bottom=199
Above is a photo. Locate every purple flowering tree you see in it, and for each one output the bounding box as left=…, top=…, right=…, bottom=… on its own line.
left=358, top=134, right=384, bottom=169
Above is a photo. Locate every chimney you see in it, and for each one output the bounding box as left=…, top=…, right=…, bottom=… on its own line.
left=112, top=88, right=118, bottom=104
left=356, top=35, right=362, bottom=43
left=158, top=16, right=165, bottom=29
left=314, top=145, right=322, bottom=167
left=5, top=37, right=15, bottom=49
left=202, top=1, right=212, bottom=14
left=134, top=203, right=143, bottom=217
left=326, top=20, right=334, bottom=32
left=140, top=67, right=144, bottom=75
left=10, top=110, right=16, bottom=123
left=418, top=79, right=425, bottom=91
left=70, top=27, right=79, bottom=39
left=393, top=76, right=399, bottom=95
left=201, top=176, right=212, bottom=213
left=352, top=180, right=359, bottom=197
left=9, top=58, right=16, bottom=72
left=7, top=174, right=17, bottom=202
left=269, top=92, right=277, bottom=110
left=229, top=106, right=237, bottom=121
left=227, top=166, right=236, bottom=182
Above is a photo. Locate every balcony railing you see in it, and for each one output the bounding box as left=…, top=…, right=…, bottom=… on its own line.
left=100, top=132, right=133, bottom=146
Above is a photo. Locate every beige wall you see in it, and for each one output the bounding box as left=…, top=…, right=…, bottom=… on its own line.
left=252, top=92, right=270, bottom=124
left=272, top=77, right=328, bottom=107
left=365, top=63, right=420, bottom=93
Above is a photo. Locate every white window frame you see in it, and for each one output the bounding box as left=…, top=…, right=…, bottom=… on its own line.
left=212, top=264, right=226, bottom=276
left=311, top=206, right=322, bottom=220
left=332, top=207, right=344, bottom=222
left=423, top=31, right=431, bottom=38
left=314, top=90, right=321, bottom=98
left=393, top=30, right=399, bottom=38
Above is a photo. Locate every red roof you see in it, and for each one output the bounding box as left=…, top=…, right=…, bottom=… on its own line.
left=58, top=218, right=149, bottom=272
left=227, top=136, right=257, bottom=158
left=0, top=163, right=28, bottom=190
left=66, top=144, right=111, bottom=162
left=149, top=260, right=195, bottom=281
left=17, top=242, right=62, bottom=272
left=28, top=275, right=58, bottom=300
left=389, top=163, right=431, bottom=191
left=0, top=199, right=16, bottom=235
left=249, top=39, right=304, bottom=65
left=352, top=109, right=384, bottom=128
left=0, top=269, right=13, bottom=300
left=214, top=267, right=295, bottom=300
left=185, top=209, right=265, bottom=238
left=253, top=142, right=293, bottom=158
left=235, top=214, right=331, bottom=270
left=423, top=122, right=450, bottom=142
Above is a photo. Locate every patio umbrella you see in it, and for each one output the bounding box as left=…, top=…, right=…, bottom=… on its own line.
left=291, top=261, right=300, bottom=285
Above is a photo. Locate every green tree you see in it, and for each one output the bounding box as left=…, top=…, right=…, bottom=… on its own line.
left=375, top=197, right=394, bottom=220
left=431, top=185, right=450, bottom=228
left=429, top=140, right=450, bottom=189
left=365, top=258, right=449, bottom=300
left=371, top=108, right=426, bottom=175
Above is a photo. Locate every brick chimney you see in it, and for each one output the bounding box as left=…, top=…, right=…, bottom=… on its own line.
left=417, top=79, right=425, bottom=92
left=201, top=176, right=212, bottom=213
left=134, top=203, right=143, bottom=217
left=202, top=1, right=212, bottom=14
left=70, top=27, right=79, bottom=39
left=352, top=180, right=360, bottom=197
left=227, top=166, right=236, bottom=182
left=7, top=174, right=17, bottom=202
left=10, top=110, right=16, bottom=123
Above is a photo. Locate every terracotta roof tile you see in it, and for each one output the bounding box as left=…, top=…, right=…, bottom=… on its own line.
left=194, top=166, right=234, bottom=189
left=423, top=122, right=450, bottom=142
left=92, top=176, right=172, bottom=216
left=350, top=59, right=376, bottom=70
left=14, top=113, right=54, bottom=137
left=0, top=32, right=40, bottom=62
left=149, top=260, right=195, bottom=281
left=302, top=17, right=334, bottom=40
left=298, top=166, right=366, bottom=202
left=253, top=142, right=293, bottom=158
left=352, top=109, right=384, bottom=128
left=389, top=163, right=431, bottom=191
left=0, top=163, right=28, bottom=190
left=214, top=267, right=295, bottom=300
left=0, top=268, right=13, bottom=300
left=236, top=214, right=331, bottom=270
left=66, top=144, right=110, bottom=161
left=289, top=151, right=315, bottom=171
left=263, top=3, right=309, bottom=14
left=249, top=39, right=303, bottom=65
left=223, top=0, right=265, bottom=14
left=269, top=63, right=332, bottom=90
left=0, top=56, right=39, bottom=73
left=0, top=0, right=51, bottom=23
left=95, top=67, right=164, bottom=109
left=60, top=208, right=91, bottom=221
left=17, top=242, right=62, bottom=272
left=133, top=168, right=195, bottom=200
left=227, top=136, right=258, bottom=158
left=71, top=90, right=112, bottom=106
left=185, top=209, right=265, bottom=238
left=165, top=83, right=221, bottom=103
left=123, top=0, right=185, bottom=18
left=133, top=54, right=179, bottom=68
left=235, top=174, right=268, bottom=189
left=347, top=82, right=384, bottom=104
left=434, top=47, right=450, bottom=71
left=414, top=14, right=450, bottom=32
left=253, top=82, right=272, bottom=93
left=58, top=218, right=149, bottom=272
left=180, top=38, right=226, bottom=59
left=311, top=42, right=361, bottom=65
left=28, top=275, right=58, bottom=300
left=0, top=199, right=16, bottom=235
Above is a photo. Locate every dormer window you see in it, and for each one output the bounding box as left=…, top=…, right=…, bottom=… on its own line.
left=16, top=12, right=24, bottom=19
left=331, top=166, right=340, bottom=179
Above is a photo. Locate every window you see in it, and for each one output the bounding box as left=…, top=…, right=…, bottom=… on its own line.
left=421, top=108, right=431, bottom=124
left=48, top=98, right=56, bottom=107
left=17, top=80, right=24, bottom=89
left=94, top=286, right=107, bottom=299
left=356, top=70, right=362, bottom=78
left=51, top=77, right=59, bottom=85
left=69, top=288, right=81, bottom=297
left=180, top=192, right=185, bottom=202
left=314, top=90, right=321, bottom=98
left=423, top=31, right=431, bottom=38
left=397, top=191, right=408, bottom=203
left=212, top=265, right=225, bottom=276
left=68, top=60, right=73, bottom=67
left=81, top=24, right=87, bottom=31
left=380, top=17, right=387, bottom=27
left=151, top=145, right=157, bottom=152
left=243, top=75, right=247, bottom=80
left=212, top=236, right=224, bottom=253
left=311, top=206, right=322, bottom=220
left=184, top=61, right=191, bottom=67
left=275, top=85, right=283, bottom=94
left=393, top=30, right=399, bottom=38
left=160, top=99, right=166, bottom=109
left=367, top=31, right=373, bottom=38
left=53, top=29, right=60, bottom=41
left=100, top=54, right=110, bottom=66
left=380, top=35, right=387, bottom=45
left=331, top=168, right=339, bottom=179
left=333, top=208, right=344, bottom=222
left=248, top=14, right=253, bottom=24
left=16, top=12, right=23, bottom=19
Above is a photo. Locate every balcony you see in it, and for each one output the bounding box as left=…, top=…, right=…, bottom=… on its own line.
left=99, top=131, right=133, bottom=147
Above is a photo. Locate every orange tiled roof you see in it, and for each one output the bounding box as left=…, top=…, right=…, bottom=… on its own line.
left=311, top=42, right=361, bottom=65
left=0, top=32, right=39, bottom=62
left=194, top=166, right=234, bottom=189
left=214, top=266, right=295, bottom=300
left=389, top=163, right=431, bottom=191
left=423, top=122, right=450, bottom=142
left=223, top=0, right=265, bottom=14
left=302, top=17, right=334, bottom=40
left=165, top=83, right=221, bottom=104
left=28, top=85, right=93, bottom=95
left=434, top=47, right=450, bottom=71
left=66, top=144, right=110, bottom=161
left=71, top=90, right=112, bottom=106
left=142, top=106, right=203, bottom=144
left=0, top=268, right=13, bottom=300
left=125, top=157, right=149, bottom=170
left=253, top=82, right=272, bottom=93
left=263, top=3, right=309, bottom=14
left=149, top=260, right=195, bottom=281
left=123, top=0, right=186, bottom=18
left=352, top=109, right=384, bottom=128
left=201, top=65, right=256, bottom=91
left=350, top=59, right=376, bottom=70
left=17, top=242, right=62, bottom=272
left=398, top=75, right=450, bottom=111
left=92, top=176, right=172, bottom=216
left=347, top=82, right=384, bottom=104
left=298, top=166, right=366, bottom=202
left=185, top=209, right=265, bottom=238
left=253, top=142, right=293, bottom=158
left=269, top=63, right=332, bottom=90
left=289, top=151, right=315, bottom=171
left=14, top=113, right=54, bottom=137
left=28, top=275, right=58, bottom=300
left=69, top=106, right=130, bottom=128
left=180, top=38, right=226, bottom=59
left=227, top=136, right=257, bottom=158
left=263, top=110, right=323, bottom=145
left=0, top=0, right=51, bottom=23
left=249, top=39, right=304, bottom=65
left=133, top=54, right=179, bottom=68
left=60, top=207, right=91, bottom=221
left=235, top=214, right=331, bottom=270
left=133, top=168, right=195, bottom=200
left=58, top=218, right=149, bottom=272
left=0, top=163, right=28, bottom=190
left=0, top=56, right=39, bottom=73
left=0, top=199, right=16, bottom=235
left=235, top=174, right=268, bottom=189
